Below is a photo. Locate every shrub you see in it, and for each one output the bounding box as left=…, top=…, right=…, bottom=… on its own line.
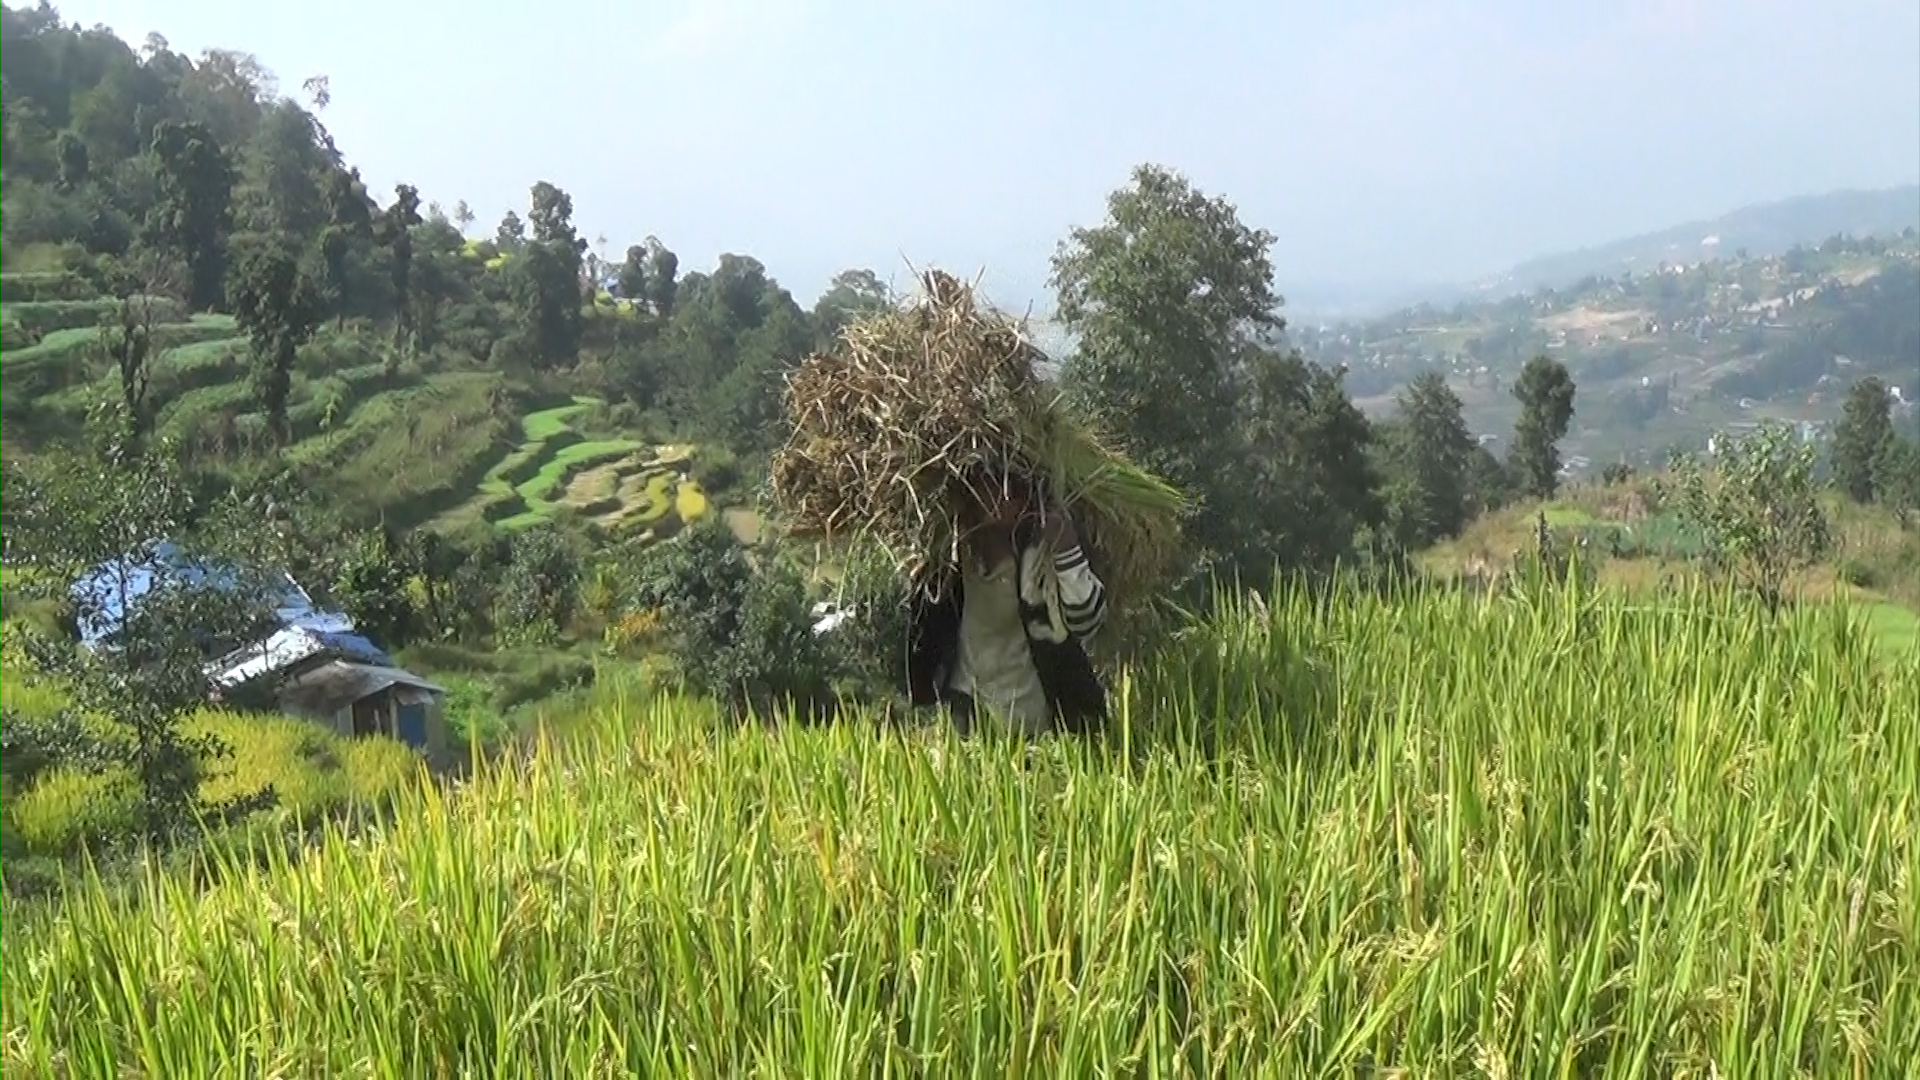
left=633, top=518, right=836, bottom=720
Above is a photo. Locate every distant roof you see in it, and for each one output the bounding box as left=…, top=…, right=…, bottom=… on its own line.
left=278, top=660, right=445, bottom=715
left=72, top=541, right=355, bottom=649
left=207, top=625, right=392, bottom=689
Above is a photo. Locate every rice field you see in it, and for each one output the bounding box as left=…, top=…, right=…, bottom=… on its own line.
left=5, top=579, right=1917, bottom=1076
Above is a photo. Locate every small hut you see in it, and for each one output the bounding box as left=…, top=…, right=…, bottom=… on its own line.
left=276, top=660, right=449, bottom=757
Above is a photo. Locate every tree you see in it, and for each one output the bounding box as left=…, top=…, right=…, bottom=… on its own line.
left=452, top=199, right=475, bottom=233
left=616, top=244, right=650, bottom=302
left=527, top=181, right=580, bottom=248
left=509, top=181, right=587, bottom=368
left=1233, top=350, right=1384, bottom=577
left=227, top=234, right=323, bottom=445
left=631, top=519, right=835, bottom=720
left=1380, top=371, right=1477, bottom=550
left=1831, top=376, right=1895, bottom=504
left=97, top=294, right=163, bottom=448
left=1663, top=422, right=1831, bottom=614
left=495, top=209, right=526, bottom=253
left=234, top=100, right=328, bottom=238
left=332, top=528, right=420, bottom=649
left=1874, top=434, right=1920, bottom=530
left=4, top=433, right=281, bottom=847
left=380, top=183, right=423, bottom=350
left=53, top=128, right=88, bottom=189
left=311, top=166, right=374, bottom=324
left=147, top=119, right=236, bottom=310
left=645, top=237, right=679, bottom=317
left=1053, top=163, right=1372, bottom=587
left=1509, top=355, right=1577, bottom=499
left=811, top=268, right=893, bottom=344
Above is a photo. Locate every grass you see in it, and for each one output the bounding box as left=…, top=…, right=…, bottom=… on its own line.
left=6, top=578, right=1917, bottom=1075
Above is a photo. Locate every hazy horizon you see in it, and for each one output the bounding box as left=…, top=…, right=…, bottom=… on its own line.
left=35, top=0, right=1920, bottom=312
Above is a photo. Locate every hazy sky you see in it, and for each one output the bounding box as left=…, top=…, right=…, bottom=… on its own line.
left=51, top=0, right=1920, bottom=311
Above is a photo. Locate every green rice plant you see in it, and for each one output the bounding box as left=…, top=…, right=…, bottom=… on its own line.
left=4, top=579, right=1916, bottom=1075
left=516, top=440, right=644, bottom=506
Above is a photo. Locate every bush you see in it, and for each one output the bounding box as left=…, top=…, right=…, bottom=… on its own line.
left=493, top=527, right=582, bottom=647
left=633, top=518, right=837, bottom=720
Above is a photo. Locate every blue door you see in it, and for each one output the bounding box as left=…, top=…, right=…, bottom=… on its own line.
left=396, top=703, right=429, bottom=750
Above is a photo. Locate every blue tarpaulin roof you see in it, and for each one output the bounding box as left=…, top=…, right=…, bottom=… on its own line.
left=71, top=540, right=362, bottom=651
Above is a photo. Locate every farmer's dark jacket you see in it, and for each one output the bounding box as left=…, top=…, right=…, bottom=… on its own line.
left=905, top=518, right=1111, bottom=732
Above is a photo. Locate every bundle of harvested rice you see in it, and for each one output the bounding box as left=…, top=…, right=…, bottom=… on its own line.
left=770, top=269, right=1185, bottom=604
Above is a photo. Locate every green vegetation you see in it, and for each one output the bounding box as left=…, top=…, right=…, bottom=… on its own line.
left=1311, top=232, right=1920, bottom=471
left=3, top=6, right=1918, bottom=1072
left=7, top=581, right=1918, bottom=1074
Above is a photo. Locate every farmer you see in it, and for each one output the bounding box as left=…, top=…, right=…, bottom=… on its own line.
left=905, top=471, right=1110, bottom=736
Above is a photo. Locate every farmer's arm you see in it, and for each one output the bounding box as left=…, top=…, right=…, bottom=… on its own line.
left=1044, top=511, right=1108, bottom=639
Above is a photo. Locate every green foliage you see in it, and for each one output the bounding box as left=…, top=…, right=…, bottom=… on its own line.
left=493, top=528, right=581, bottom=647
left=1661, top=421, right=1833, bottom=613
left=1378, top=371, right=1477, bottom=550
left=149, top=119, right=238, bottom=310
left=3, top=427, right=282, bottom=847
left=1509, top=355, right=1577, bottom=499
left=227, top=232, right=324, bottom=444
left=332, top=529, right=420, bottom=650
left=1831, top=376, right=1896, bottom=504
left=1052, top=164, right=1381, bottom=591
left=629, top=519, right=834, bottom=719
left=508, top=181, right=586, bottom=369
left=1875, top=433, right=1920, bottom=530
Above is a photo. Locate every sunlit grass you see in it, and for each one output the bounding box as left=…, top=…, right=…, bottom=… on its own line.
left=5, top=579, right=1917, bottom=1075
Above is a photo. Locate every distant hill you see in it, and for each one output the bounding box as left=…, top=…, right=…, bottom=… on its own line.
left=1486, top=186, right=1920, bottom=296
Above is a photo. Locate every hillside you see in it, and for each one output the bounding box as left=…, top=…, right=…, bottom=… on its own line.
left=1492, top=185, right=1920, bottom=296
left=1303, top=233, right=1920, bottom=470
left=4, top=6, right=1920, bottom=1073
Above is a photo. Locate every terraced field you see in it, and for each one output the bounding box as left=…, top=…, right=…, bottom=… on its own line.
left=430, top=399, right=711, bottom=538
left=1, top=269, right=719, bottom=541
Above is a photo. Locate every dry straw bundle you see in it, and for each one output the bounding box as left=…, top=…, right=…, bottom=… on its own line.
left=770, top=269, right=1185, bottom=603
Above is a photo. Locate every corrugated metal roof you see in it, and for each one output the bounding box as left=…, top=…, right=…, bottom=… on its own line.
left=278, top=661, right=445, bottom=714
left=207, top=625, right=392, bottom=688
left=72, top=541, right=356, bottom=649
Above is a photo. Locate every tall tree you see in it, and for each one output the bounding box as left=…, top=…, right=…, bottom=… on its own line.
left=147, top=119, right=236, bottom=310
left=1050, top=163, right=1288, bottom=582
left=1382, top=371, right=1477, bottom=550
left=379, top=183, right=423, bottom=350
left=1235, top=350, right=1384, bottom=576
left=1831, top=376, right=1895, bottom=504
left=510, top=181, right=587, bottom=368
left=645, top=236, right=679, bottom=317
left=313, top=165, right=374, bottom=324
left=98, top=295, right=162, bottom=448
left=1509, top=356, right=1578, bottom=499
left=228, top=234, right=323, bottom=445
left=616, top=244, right=650, bottom=303
left=234, top=100, right=328, bottom=237
left=495, top=209, right=526, bottom=253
